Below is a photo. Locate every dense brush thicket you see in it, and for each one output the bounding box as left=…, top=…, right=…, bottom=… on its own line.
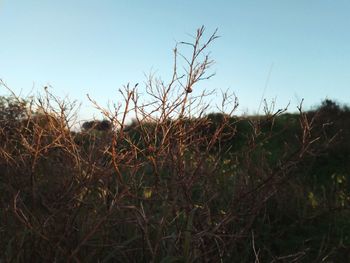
left=1, top=28, right=350, bottom=262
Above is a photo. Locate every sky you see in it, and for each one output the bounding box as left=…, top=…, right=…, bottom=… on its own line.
left=1, top=0, right=350, bottom=120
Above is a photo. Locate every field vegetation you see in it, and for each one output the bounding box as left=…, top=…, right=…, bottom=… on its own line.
left=1, top=27, right=349, bottom=262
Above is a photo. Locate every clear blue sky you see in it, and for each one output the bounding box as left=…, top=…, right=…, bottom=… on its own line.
left=1, top=0, right=350, bottom=120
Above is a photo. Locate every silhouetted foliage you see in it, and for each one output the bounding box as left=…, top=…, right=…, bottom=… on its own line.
left=82, top=119, right=112, bottom=131
left=0, top=96, right=28, bottom=137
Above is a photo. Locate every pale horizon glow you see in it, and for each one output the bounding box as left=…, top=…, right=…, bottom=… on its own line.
left=1, top=0, right=350, bottom=121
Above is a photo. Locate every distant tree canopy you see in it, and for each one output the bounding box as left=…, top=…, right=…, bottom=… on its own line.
left=0, top=96, right=28, bottom=123
left=0, top=96, right=71, bottom=142
left=81, top=119, right=112, bottom=131
left=318, top=99, right=349, bottom=115
left=0, top=96, right=29, bottom=139
left=310, top=99, right=350, bottom=132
